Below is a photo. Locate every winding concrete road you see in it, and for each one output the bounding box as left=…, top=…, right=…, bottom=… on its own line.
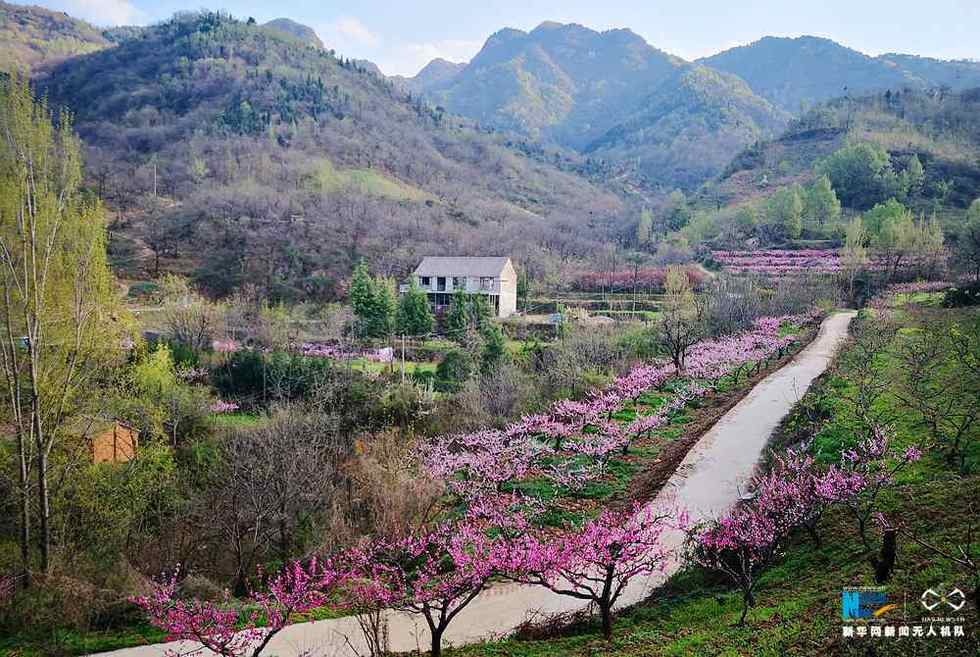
left=93, top=311, right=856, bottom=657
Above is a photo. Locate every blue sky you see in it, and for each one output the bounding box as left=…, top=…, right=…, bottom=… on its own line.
left=19, top=0, right=980, bottom=76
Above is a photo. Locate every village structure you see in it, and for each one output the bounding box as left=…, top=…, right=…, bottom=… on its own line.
left=406, top=256, right=518, bottom=318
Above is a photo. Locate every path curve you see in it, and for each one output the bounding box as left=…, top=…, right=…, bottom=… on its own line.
left=94, top=311, right=856, bottom=657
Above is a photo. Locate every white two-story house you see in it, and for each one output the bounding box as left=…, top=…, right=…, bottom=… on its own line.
left=405, top=256, right=518, bottom=318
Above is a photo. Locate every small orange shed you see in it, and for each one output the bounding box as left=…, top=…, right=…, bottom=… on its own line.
left=90, top=421, right=139, bottom=464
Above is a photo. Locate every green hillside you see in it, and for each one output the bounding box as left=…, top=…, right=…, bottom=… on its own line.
left=586, top=64, right=789, bottom=189
left=0, top=0, right=110, bottom=72
left=423, top=22, right=791, bottom=189
left=36, top=11, right=625, bottom=301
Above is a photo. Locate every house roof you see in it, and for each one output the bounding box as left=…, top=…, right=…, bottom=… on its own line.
left=412, top=256, right=512, bottom=278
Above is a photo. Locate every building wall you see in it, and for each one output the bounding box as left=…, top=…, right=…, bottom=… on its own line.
left=414, top=275, right=500, bottom=294
left=408, top=259, right=518, bottom=318
left=497, top=260, right=518, bottom=318
left=92, top=424, right=138, bottom=464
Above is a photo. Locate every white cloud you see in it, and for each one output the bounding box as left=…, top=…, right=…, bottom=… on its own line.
left=317, top=16, right=381, bottom=50
left=398, top=39, right=482, bottom=72
left=34, top=0, right=145, bottom=26
left=316, top=15, right=481, bottom=77
left=369, top=39, right=480, bottom=77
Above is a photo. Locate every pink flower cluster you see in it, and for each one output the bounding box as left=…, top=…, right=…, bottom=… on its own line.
left=887, top=280, right=952, bottom=295
left=210, top=400, right=240, bottom=414
left=712, top=249, right=842, bottom=276
left=300, top=343, right=394, bottom=362
left=421, top=314, right=812, bottom=505
left=690, top=425, right=923, bottom=622
left=572, top=267, right=706, bottom=293
left=132, top=559, right=337, bottom=657
left=497, top=502, right=687, bottom=637
left=344, top=514, right=502, bottom=613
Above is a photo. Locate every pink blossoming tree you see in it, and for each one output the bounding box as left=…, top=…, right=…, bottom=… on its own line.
left=500, top=503, right=685, bottom=639
left=343, top=514, right=512, bottom=657
left=133, top=558, right=337, bottom=657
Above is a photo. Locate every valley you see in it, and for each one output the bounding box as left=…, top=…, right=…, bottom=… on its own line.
left=0, top=3, right=978, bottom=657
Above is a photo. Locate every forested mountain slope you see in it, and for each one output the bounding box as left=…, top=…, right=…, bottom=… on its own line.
left=37, top=11, right=627, bottom=300
left=712, top=88, right=980, bottom=212
left=0, top=0, right=111, bottom=72
left=421, top=21, right=787, bottom=188
left=700, top=35, right=980, bottom=112
left=586, top=64, right=789, bottom=189
left=429, top=22, right=682, bottom=149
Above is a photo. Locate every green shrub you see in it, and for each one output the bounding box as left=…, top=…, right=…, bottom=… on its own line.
left=943, top=282, right=980, bottom=307
left=436, top=349, right=474, bottom=391
left=211, top=349, right=337, bottom=405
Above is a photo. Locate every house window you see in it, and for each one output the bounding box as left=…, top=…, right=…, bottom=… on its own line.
left=452, top=276, right=464, bottom=289
left=420, top=276, right=430, bottom=287
left=437, top=276, right=447, bottom=291
left=480, top=277, right=493, bottom=290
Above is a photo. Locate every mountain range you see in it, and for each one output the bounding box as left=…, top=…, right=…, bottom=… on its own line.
left=395, top=23, right=979, bottom=187
left=26, top=10, right=623, bottom=299
left=2, top=4, right=979, bottom=297
left=698, top=35, right=980, bottom=111
left=4, top=4, right=977, bottom=191
left=408, top=22, right=790, bottom=188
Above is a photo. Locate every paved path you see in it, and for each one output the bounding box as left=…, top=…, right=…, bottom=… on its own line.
left=94, top=311, right=856, bottom=657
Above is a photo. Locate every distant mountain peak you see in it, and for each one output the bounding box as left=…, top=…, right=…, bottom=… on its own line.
left=700, top=35, right=915, bottom=110
left=414, top=57, right=466, bottom=85
left=532, top=20, right=565, bottom=32
left=262, top=18, right=323, bottom=49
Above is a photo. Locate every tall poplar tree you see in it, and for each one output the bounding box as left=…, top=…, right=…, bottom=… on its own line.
left=0, top=76, right=126, bottom=579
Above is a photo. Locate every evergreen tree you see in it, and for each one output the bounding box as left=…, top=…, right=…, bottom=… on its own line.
left=467, top=293, right=492, bottom=330
left=445, top=288, right=469, bottom=343
left=516, top=268, right=530, bottom=312
left=397, top=279, right=434, bottom=336
left=349, top=262, right=394, bottom=339
left=665, top=190, right=691, bottom=231
left=349, top=261, right=374, bottom=321
left=804, top=175, right=841, bottom=229
left=371, top=277, right=396, bottom=339
left=479, top=322, right=507, bottom=373
left=436, top=349, right=474, bottom=390
left=907, top=154, right=925, bottom=197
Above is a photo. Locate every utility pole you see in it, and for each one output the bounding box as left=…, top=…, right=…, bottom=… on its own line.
left=401, top=333, right=406, bottom=384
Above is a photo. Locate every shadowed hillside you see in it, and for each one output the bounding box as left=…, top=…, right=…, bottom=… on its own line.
left=38, top=11, right=627, bottom=300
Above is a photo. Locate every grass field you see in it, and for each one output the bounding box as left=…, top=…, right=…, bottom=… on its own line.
left=210, top=412, right=267, bottom=429
left=349, top=358, right=438, bottom=374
